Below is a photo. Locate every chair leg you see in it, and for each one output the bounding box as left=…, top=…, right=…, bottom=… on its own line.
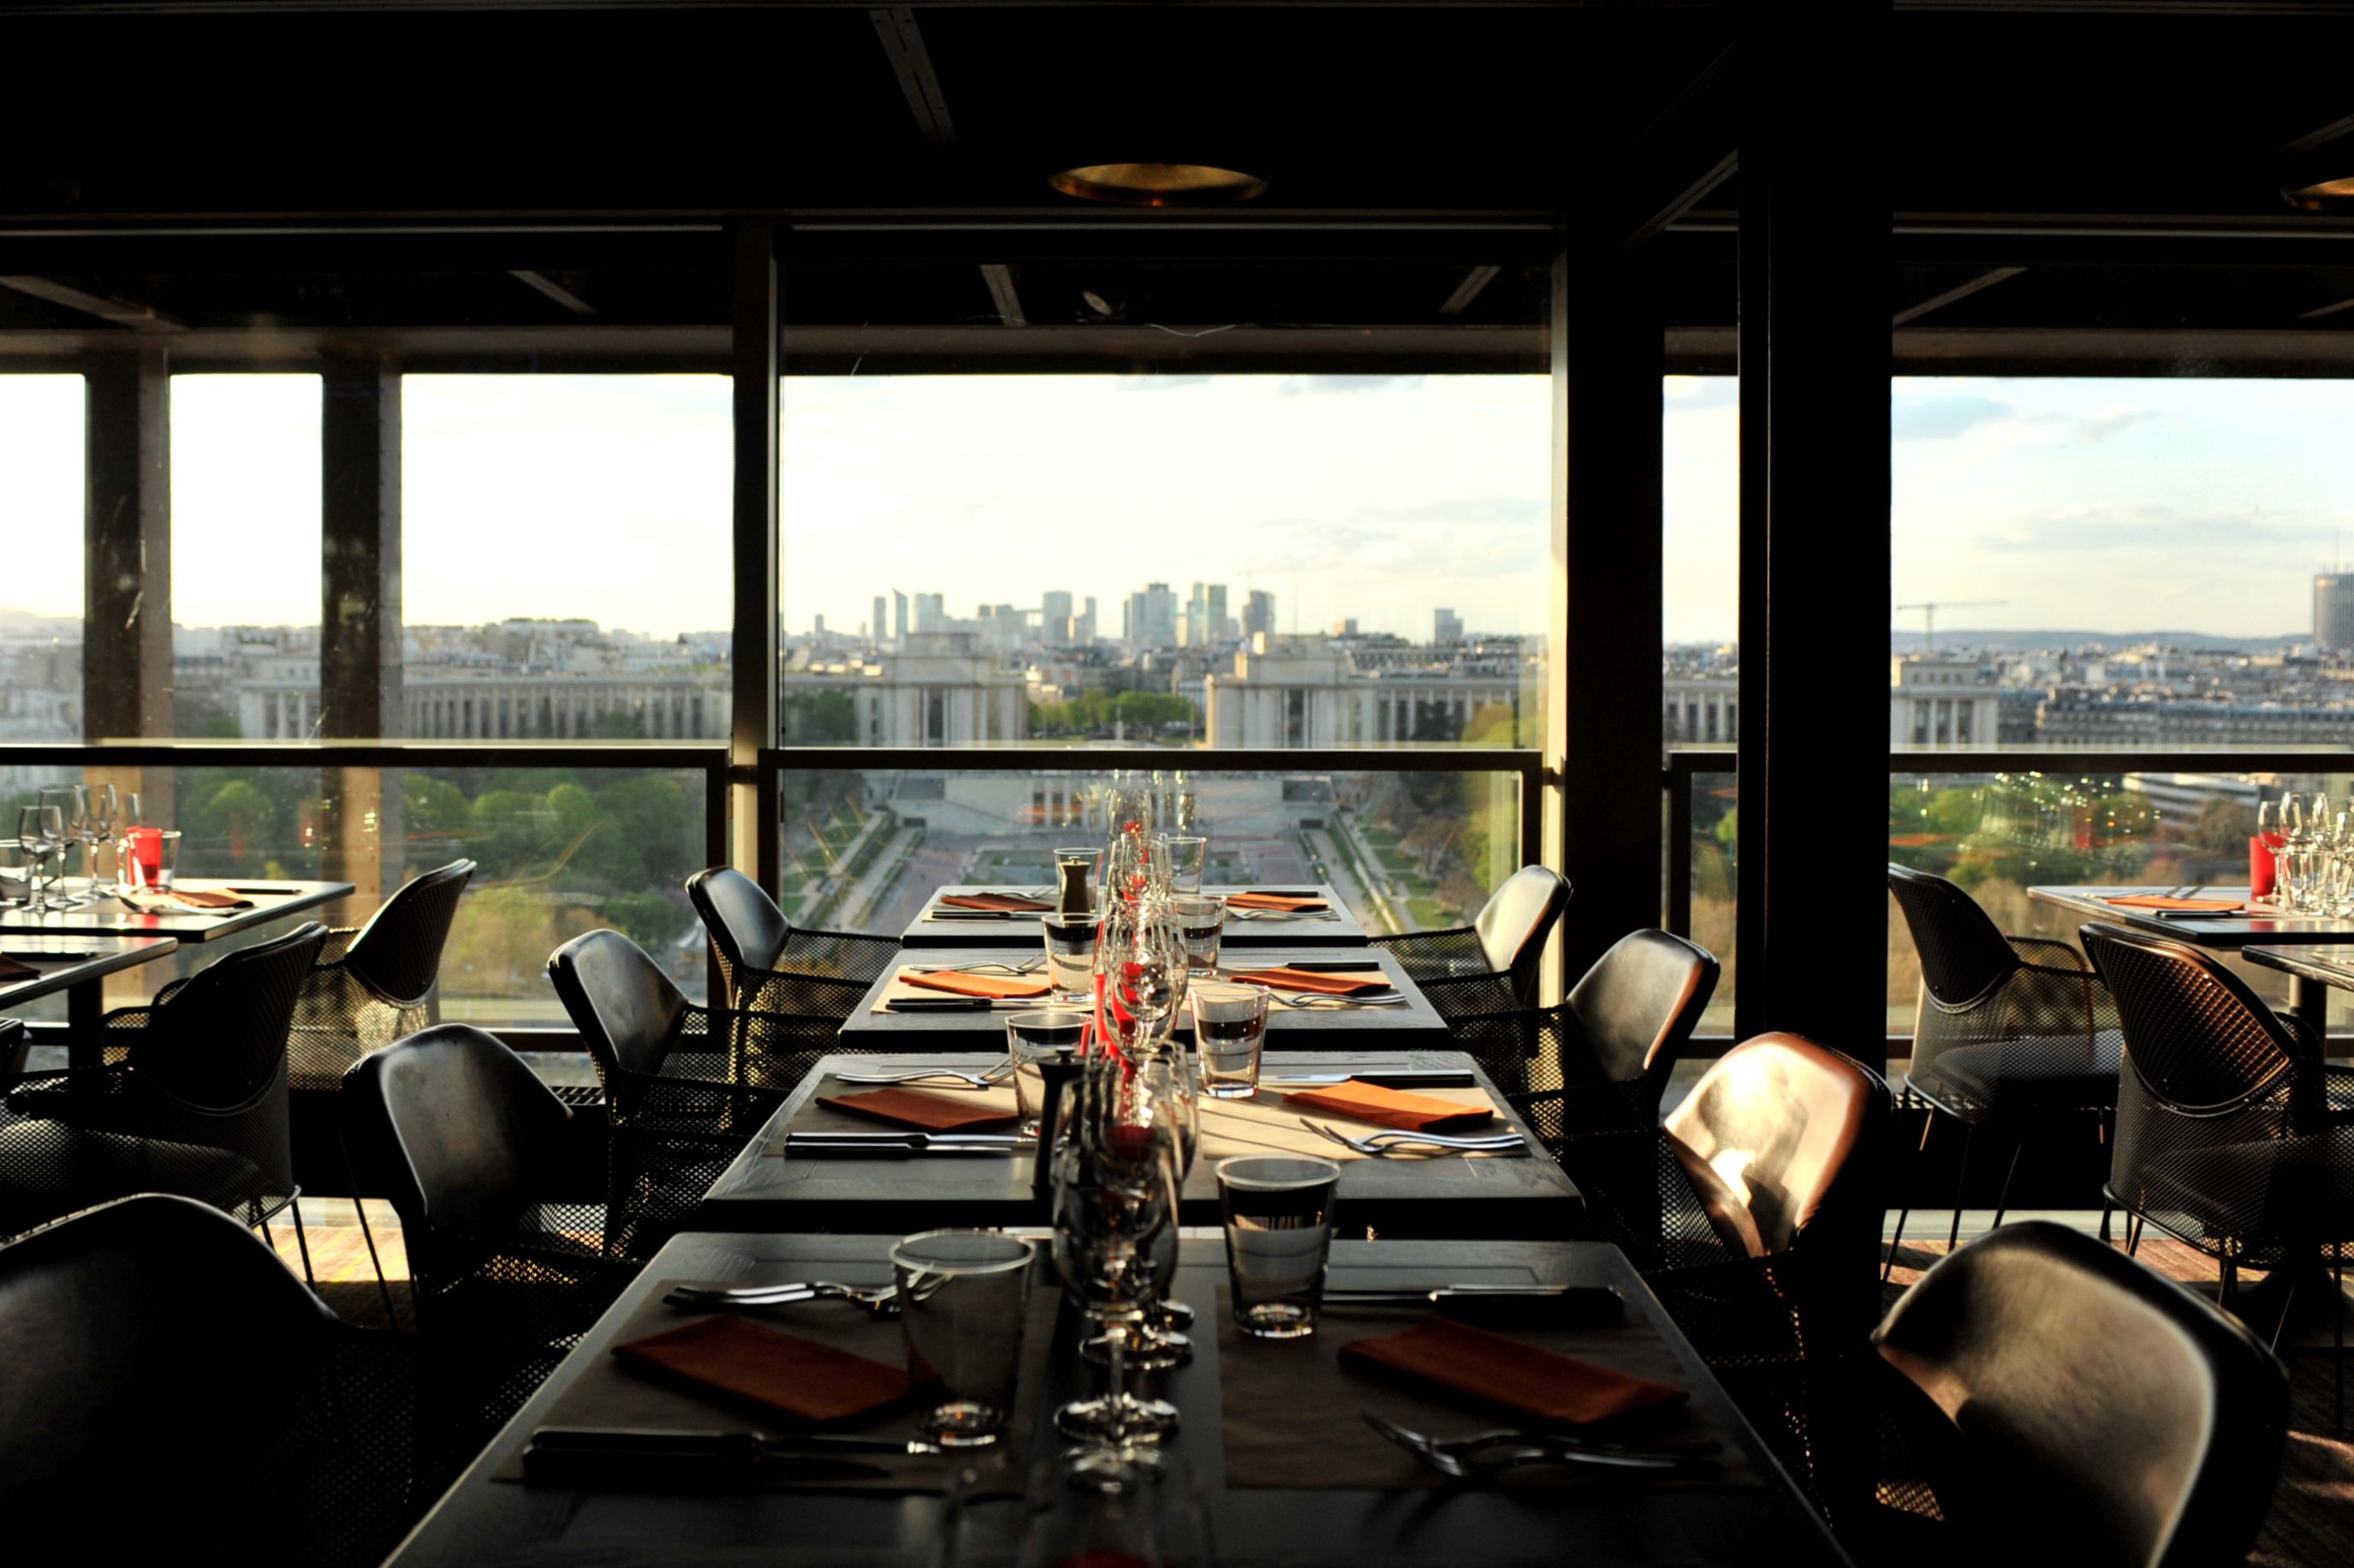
left=1945, top=1124, right=1977, bottom=1257
left=2126, top=1212, right=2144, bottom=1256
left=1883, top=1111, right=1934, bottom=1282
left=1989, top=1136, right=2025, bottom=1232
left=2334, top=1239, right=2344, bottom=1433
left=290, top=1201, right=317, bottom=1290
left=342, top=1142, right=400, bottom=1331
left=2220, top=1256, right=2238, bottom=1311
left=2270, top=1265, right=2303, bottom=1353
left=2098, top=1199, right=2115, bottom=1249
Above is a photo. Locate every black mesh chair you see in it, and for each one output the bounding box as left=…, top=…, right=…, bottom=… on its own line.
left=0, top=923, right=327, bottom=1271
left=1857, top=1220, right=2287, bottom=1567
left=0, top=1193, right=418, bottom=1568
left=287, top=858, right=475, bottom=1092
left=687, top=865, right=895, bottom=1022
left=549, top=928, right=853, bottom=1258
left=1447, top=929, right=1719, bottom=1155
left=0, top=1019, right=26, bottom=1090
left=1885, top=864, right=2122, bottom=1277
left=342, top=1024, right=633, bottom=1490
left=1369, top=864, right=1569, bottom=1018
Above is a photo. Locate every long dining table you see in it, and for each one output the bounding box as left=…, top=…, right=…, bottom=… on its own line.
left=383, top=1230, right=1850, bottom=1568
left=901, top=883, right=1371, bottom=949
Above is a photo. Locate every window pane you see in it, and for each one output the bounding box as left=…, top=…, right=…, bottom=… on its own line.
left=170, top=375, right=322, bottom=739
left=1664, top=374, right=1738, bottom=1035
left=780, top=375, right=1549, bottom=750
left=0, top=375, right=83, bottom=740
left=402, top=375, right=733, bottom=742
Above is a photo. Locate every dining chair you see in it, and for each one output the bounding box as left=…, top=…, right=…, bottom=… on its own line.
left=2082, top=921, right=2354, bottom=1419
left=286, top=857, right=475, bottom=1092
left=1447, top=928, right=1720, bottom=1155
left=1859, top=1220, right=2287, bottom=1568
left=1368, top=864, right=1570, bottom=1015
left=0, top=922, right=327, bottom=1273
left=547, top=927, right=853, bottom=1257
left=342, top=1024, right=633, bottom=1491
left=0, top=1019, right=25, bottom=1089
left=1884, top=863, right=2123, bottom=1279
left=0, top=1193, right=419, bottom=1568
left=687, top=864, right=897, bottom=1021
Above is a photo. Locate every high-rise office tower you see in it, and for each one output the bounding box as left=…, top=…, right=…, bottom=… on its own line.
left=2318, top=574, right=2354, bottom=650
left=1079, top=597, right=1098, bottom=644
left=873, top=595, right=889, bottom=648
left=1435, top=607, right=1464, bottom=644
left=1244, top=589, right=1276, bottom=639
left=915, top=592, right=947, bottom=633
left=813, top=613, right=827, bottom=638
left=892, top=590, right=909, bottom=648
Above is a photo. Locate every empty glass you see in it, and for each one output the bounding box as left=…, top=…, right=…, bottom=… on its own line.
left=1170, top=894, right=1224, bottom=974
left=15, top=805, right=63, bottom=913
left=1043, top=912, right=1103, bottom=1003
left=891, top=1230, right=1035, bottom=1447
left=1158, top=834, right=1209, bottom=894
left=1217, top=1155, right=1340, bottom=1339
left=0, top=840, right=30, bottom=908
left=1007, top=1008, right=1089, bottom=1136
left=1189, top=983, right=1268, bottom=1098
left=122, top=827, right=181, bottom=892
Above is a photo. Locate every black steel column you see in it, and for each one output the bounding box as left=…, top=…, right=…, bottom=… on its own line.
left=83, top=349, right=172, bottom=742
left=731, top=221, right=782, bottom=892
left=319, top=355, right=404, bottom=908
left=1552, top=244, right=1666, bottom=988
left=1735, top=14, right=1891, bottom=1054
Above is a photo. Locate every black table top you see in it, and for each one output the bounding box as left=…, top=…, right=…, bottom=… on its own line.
left=2028, top=884, right=2354, bottom=949
left=901, top=884, right=1370, bottom=949
left=2239, top=944, right=2354, bottom=989
left=0, top=934, right=179, bottom=1009
left=0, top=878, right=356, bottom=942
left=697, top=1050, right=1584, bottom=1240
left=839, top=947, right=1448, bottom=1048
left=384, top=1231, right=1847, bottom=1568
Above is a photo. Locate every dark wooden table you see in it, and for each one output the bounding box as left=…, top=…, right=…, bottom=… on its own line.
left=840, top=947, right=1447, bottom=1050
left=384, top=1231, right=1847, bottom=1568
left=2029, top=882, right=2354, bottom=1037
left=0, top=877, right=356, bottom=943
left=698, top=1050, right=1584, bottom=1240
left=901, top=884, right=1370, bottom=949
left=0, top=934, right=180, bottom=1036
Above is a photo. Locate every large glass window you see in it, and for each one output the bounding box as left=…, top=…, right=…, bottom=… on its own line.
left=0, top=375, right=83, bottom=741
left=1664, top=374, right=1738, bottom=1033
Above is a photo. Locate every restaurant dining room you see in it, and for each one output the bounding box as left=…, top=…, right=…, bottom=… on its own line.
left=6, top=1, right=2354, bottom=1563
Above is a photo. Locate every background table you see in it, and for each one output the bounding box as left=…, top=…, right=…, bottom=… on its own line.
left=901, top=884, right=1370, bottom=949
left=2030, top=883, right=2354, bottom=1036
left=0, top=878, right=356, bottom=943
left=385, top=1232, right=1846, bottom=1568
left=698, top=1050, right=1583, bottom=1239
left=0, top=934, right=179, bottom=1036
left=840, top=947, right=1447, bottom=1049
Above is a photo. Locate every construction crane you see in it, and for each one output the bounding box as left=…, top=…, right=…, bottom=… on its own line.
left=1894, top=600, right=2006, bottom=655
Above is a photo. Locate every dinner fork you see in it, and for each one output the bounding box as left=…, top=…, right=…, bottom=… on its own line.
left=1361, top=1411, right=1716, bottom=1476
left=664, top=1280, right=900, bottom=1314
left=1267, top=991, right=1407, bottom=1009
left=1301, top=1120, right=1525, bottom=1155
left=831, top=1060, right=1017, bottom=1089
left=907, top=957, right=1047, bottom=977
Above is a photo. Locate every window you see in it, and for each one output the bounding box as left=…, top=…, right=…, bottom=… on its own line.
left=0, top=375, right=83, bottom=741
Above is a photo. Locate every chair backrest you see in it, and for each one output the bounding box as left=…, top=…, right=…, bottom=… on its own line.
left=1873, top=1220, right=2286, bottom=1568
left=1663, top=1030, right=1889, bottom=1261
left=0, top=1194, right=352, bottom=1541
left=1471, top=865, right=1571, bottom=993
left=1887, top=863, right=2022, bottom=1008
left=342, top=858, right=475, bottom=1003
left=2082, top=923, right=2309, bottom=1111
left=546, top=928, right=689, bottom=1080
left=0, top=1019, right=26, bottom=1091
left=687, top=864, right=792, bottom=977
left=134, top=921, right=327, bottom=1109
left=342, top=1024, right=573, bottom=1265
left=1567, top=929, right=1721, bottom=1083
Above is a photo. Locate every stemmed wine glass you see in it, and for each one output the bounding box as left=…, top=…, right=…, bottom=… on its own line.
left=16, top=805, right=63, bottom=914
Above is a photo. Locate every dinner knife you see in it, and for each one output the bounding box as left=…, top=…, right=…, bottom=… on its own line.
left=1260, top=1069, right=1477, bottom=1088
left=788, top=1131, right=1025, bottom=1156
left=1323, top=1284, right=1625, bottom=1324
left=884, top=996, right=998, bottom=1011
left=532, top=1426, right=942, bottom=1458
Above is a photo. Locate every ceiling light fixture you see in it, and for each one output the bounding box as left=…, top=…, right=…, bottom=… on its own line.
left=1049, top=163, right=1268, bottom=207
left=2283, top=175, right=2354, bottom=213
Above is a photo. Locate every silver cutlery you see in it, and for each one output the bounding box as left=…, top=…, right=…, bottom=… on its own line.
left=665, top=1280, right=901, bottom=1313
left=1268, top=991, right=1406, bottom=1009
left=1260, top=1070, right=1477, bottom=1088
left=1362, top=1411, right=1716, bottom=1476
left=1323, top=1284, right=1615, bottom=1308
left=787, top=1131, right=1025, bottom=1156
left=1302, top=1120, right=1525, bottom=1155
left=907, top=958, right=1046, bottom=977
left=1228, top=909, right=1341, bottom=922
left=831, top=1062, right=1017, bottom=1089
left=532, top=1425, right=943, bottom=1458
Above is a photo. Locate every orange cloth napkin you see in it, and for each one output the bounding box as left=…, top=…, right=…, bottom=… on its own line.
left=613, top=1316, right=908, bottom=1425
left=1231, top=966, right=1388, bottom=996
left=1283, top=1080, right=1496, bottom=1132
left=2102, top=895, right=2244, bottom=912
left=1340, top=1317, right=1686, bottom=1427
left=123, top=888, right=253, bottom=912
left=1226, top=893, right=1330, bottom=912
left=901, top=969, right=1055, bottom=1001
left=939, top=894, right=1055, bottom=912
left=817, top=1087, right=1020, bottom=1132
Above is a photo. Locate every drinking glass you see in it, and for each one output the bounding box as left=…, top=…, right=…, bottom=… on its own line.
left=1007, top=1008, right=1089, bottom=1136
left=122, top=828, right=181, bottom=891
left=1083, top=1048, right=1201, bottom=1373
left=1189, top=983, right=1269, bottom=1098
left=81, top=784, right=116, bottom=894
left=1217, top=1155, right=1341, bottom=1339
left=1098, top=906, right=1187, bottom=1055
left=0, top=840, right=30, bottom=907
left=1170, top=894, right=1224, bottom=975
left=1043, top=912, right=1104, bottom=1003
left=1158, top=834, right=1208, bottom=894
left=16, top=805, right=63, bottom=914
left=38, top=787, right=87, bottom=903
left=890, top=1229, right=1035, bottom=1447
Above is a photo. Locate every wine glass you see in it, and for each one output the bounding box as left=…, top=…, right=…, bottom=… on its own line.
left=38, top=787, right=86, bottom=904
left=1097, top=904, right=1188, bottom=1058
left=16, top=805, right=63, bottom=914
left=80, top=784, right=116, bottom=896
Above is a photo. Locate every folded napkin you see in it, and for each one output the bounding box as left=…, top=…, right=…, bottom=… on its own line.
left=901, top=969, right=1055, bottom=1001
left=2102, top=895, right=2244, bottom=913
left=0, top=954, right=38, bottom=982
left=122, top=888, right=254, bottom=912
left=1226, top=893, right=1330, bottom=913
left=817, top=1087, right=1020, bottom=1132
left=938, top=894, right=1055, bottom=913
left=613, top=1316, right=908, bottom=1425
left=1283, top=1079, right=1495, bottom=1132
left=1340, top=1316, right=1686, bottom=1427
left=1230, top=966, right=1389, bottom=997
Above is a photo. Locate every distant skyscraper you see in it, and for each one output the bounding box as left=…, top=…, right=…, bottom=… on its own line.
left=2318, top=574, right=2354, bottom=650
left=1043, top=590, right=1073, bottom=625
left=1330, top=618, right=1360, bottom=638
left=813, top=613, right=827, bottom=638
left=892, top=590, right=909, bottom=649
left=1079, top=597, right=1098, bottom=644
left=1128, top=583, right=1177, bottom=649
left=914, top=593, right=947, bottom=633
left=1435, top=608, right=1464, bottom=644
left=1243, top=589, right=1276, bottom=640
left=873, top=595, right=888, bottom=648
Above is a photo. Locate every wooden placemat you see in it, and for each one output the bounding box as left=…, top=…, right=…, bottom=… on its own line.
left=1215, top=1283, right=1751, bottom=1493
left=498, top=1278, right=1061, bottom=1494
